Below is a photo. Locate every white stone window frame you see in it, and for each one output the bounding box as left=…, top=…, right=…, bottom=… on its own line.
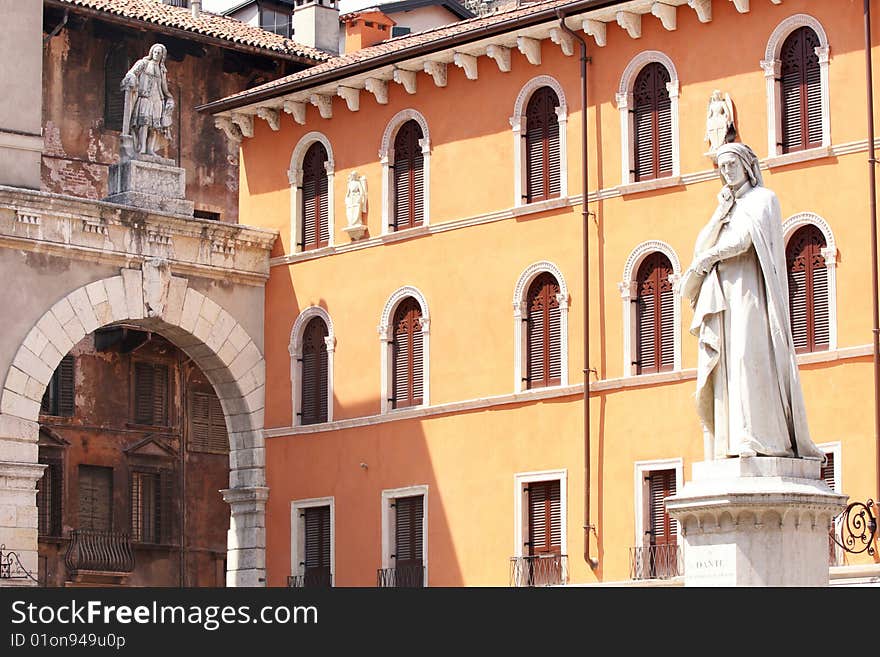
left=510, top=75, right=569, bottom=208
left=289, top=131, right=336, bottom=254
left=513, top=261, right=570, bottom=393
left=618, top=241, right=682, bottom=377
left=513, top=469, right=568, bottom=560
left=617, top=51, right=681, bottom=186
left=289, top=306, right=335, bottom=426
left=378, top=286, right=430, bottom=414
left=782, top=212, right=838, bottom=351
left=633, top=458, right=683, bottom=551
left=761, top=14, right=831, bottom=159
left=817, top=441, right=843, bottom=566
left=381, top=484, right=429, bottom=586
left=379, top=109, right=431, bottom=234
left=290, top=496, right=335, bottom=586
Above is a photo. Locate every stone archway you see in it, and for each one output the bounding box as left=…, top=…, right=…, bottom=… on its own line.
left=0, top=265, right=268, bottom=587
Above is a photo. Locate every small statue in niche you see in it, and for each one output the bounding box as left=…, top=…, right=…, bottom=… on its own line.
left=704, top=90, right=735, bottom=155
left=121, top=43, right=175, bottom=159
left=343, top=171, right=368, bottom=240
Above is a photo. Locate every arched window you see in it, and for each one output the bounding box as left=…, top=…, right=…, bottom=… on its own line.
left=300, top=317, right=329, bottom=424
left=787, top=224, right=829, bottom=353
left=105, top=47, right=129, bottom=132
left=301, top=142, right=330, bottom=250
left=392, top=120, right=425, bottom=231
left=632, top=63, right=672, bottom=182
left=780, top=27, right=823, bottom=153
left=635, top=253, right=674, bottom=375
left=525, top=272, right=562, bottom=389
left=525, top=87, right=561, bottom=203
left=391, top=297, right=424, bottom=409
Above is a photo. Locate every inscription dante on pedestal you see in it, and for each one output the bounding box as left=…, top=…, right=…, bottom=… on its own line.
left=683, top=544, right=736, bottom=583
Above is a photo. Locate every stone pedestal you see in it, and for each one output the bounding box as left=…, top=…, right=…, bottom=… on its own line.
left=106, top=157, right=194, bottom=217
left=665, top=457, right=847, bottom=586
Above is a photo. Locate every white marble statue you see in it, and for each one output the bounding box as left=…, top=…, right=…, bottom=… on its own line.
left=121, top=43, right=174, bottom=158
left=704, top=90, right=734, bottom=154
left=344, top=171, right=367, bottom=227
left=680, top=142, right=825, bottom=462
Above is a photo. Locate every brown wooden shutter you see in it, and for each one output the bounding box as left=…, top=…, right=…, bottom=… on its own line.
left=42, top=355, right=75, bottom=417
left=300, top=317, right=329, bottom=425
left=391, top=298, right=423, bottom=409
left=104, top=47, right=128, bottom=132
left=190, top=391, right=229, bottom=453
left=78, top=465, right=112, bottom=532
left=647, top=469, right=676, bottom=547
left=301, top=142, right=329, bottom=250
left=159, top=468, right=174, bottom=544
left=37, top=455, right=63, bottom=536
left=394, top=495, right=424, bottom=569
left=131, top=471, right=157, bottom=543
left=636, top=253, right=675, bottom=374
left=821, top=452, right=836, bottom=491
left=392, top=120, right=424, bottom=230
left=781, top=27, right=823, bottom=153
left=526, top=273, right=562, bottom=389
left=134, top=361, right=169, bottom=425
left=787, top=225, right=829, bottom=353
left=633, top=63, right=672, bottom=182
left=525, top=86, right=561, bottom=203
left=527, top=480, right=561, bottom=555
left=303, top=505, right=331, bottom=585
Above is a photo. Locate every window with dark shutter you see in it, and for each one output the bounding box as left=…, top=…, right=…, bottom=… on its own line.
left=635, top=253, right=675, bottom=374
left=104, top=47, right=129, bottom=132
left=130, top=469, right=174, bottom=544
left=300, top=142, right=330, bottom=250
left=391, top=298, right=423, bottom=409
left=133, top=361, right=170, bottom=426
left=525, top=86, right=561, bottom=203
left=189, top=391, right=229, bottom=453
left=647, top=469, right=677, bottom=548
left=525, top=273, right=562, bottom=389
left=787, top=224, right=829, bottom=353
left=302, top=505, right=332, bottom=587
left=394, top=494, right=424, bottom=585
left=392, top=120, right=424, bottom=231
left=78, top=465, right=112, bottom=532
left=41, top=355, right=75, bottom=417
left=37, top=455, right=63, bottom=537
left=632, top=62, right=673, bottom=182
left=527, top=480, right=561, bottom=556
left=780, top=27, right=823, bottom=153
left=821, top=452, right=836, bottom=491
left=300, top=317, right=329, bottom=425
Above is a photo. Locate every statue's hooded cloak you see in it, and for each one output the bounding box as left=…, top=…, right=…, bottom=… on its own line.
left=688, top=143, right=824, bottom=460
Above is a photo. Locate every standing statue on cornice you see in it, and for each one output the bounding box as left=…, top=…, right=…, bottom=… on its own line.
left=704, top=90, right=735, bottom=155
left=121, top=43, right=175, bottom=159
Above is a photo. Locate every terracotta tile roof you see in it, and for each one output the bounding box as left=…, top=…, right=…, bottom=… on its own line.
left=51, top=0, right=332, bottom=62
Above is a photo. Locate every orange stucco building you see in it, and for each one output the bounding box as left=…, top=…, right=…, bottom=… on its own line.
left=205, top=0, right=880, bottom=586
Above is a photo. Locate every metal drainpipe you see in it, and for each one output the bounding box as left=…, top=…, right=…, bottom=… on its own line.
left=556, top=9, right=597, bottom=570
left=865, top=0, right=880, bottom=504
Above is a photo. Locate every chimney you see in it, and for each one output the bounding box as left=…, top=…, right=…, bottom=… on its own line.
left=293, top=0, right=340, bottom=55
left=343, top=10, right=395, bottom=53
left=190, top=0, right=201, bottom=19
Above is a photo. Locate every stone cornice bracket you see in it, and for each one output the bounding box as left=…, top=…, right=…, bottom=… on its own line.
left=651, top=2, right=677, bottom=31
left=283, top=100, right=307, bottom=125
left=549, top=27, right=574, bottom=55
left=392, top=68, right=417, bottom=94
left=616, top=11, right=642, bottom=39
left=729, top=0, right=749, bottom=12
left=337, top=86, right=360, bottom=112
left=453, top=52, right=479, bottom=80
left=230, top=113, right=254, bottom=139
left=364, top=77, right=389, bottom=104
left=214, top=116, right=242, bottom=144
left=423, top=60, right=448, bottom=87
left=309, top=94, right=333, bottom=119
left=255, top=107, right=280, bottom=131
left=688, top=0, right=712, bottom=22
left=485, top=44, right=511, bottom=71
left=516, top=36, right=542, bottom=65
left=582, top=19, right=607, bottom=47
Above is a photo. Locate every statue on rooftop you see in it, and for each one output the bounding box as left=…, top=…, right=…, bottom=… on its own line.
left=121, top=43, right=174, bottom=159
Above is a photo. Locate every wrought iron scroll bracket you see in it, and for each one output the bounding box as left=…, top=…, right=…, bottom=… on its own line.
left=830, top=500, right=877, bottom=556
left=0, top=544, right=38, bottom=583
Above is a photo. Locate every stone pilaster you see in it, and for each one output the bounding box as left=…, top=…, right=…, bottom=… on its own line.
left=0, top=451, right=45, bottom=587
left=221, top=486, right=269, bottom=587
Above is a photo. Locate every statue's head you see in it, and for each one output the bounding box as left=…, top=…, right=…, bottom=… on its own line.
left=711, top=89, right=722, bottom=101
left=149, top=43, right=167, bottom=64
left=348, top=171, right=358, bottom=181
left=715, top=142, right=762, bottom=189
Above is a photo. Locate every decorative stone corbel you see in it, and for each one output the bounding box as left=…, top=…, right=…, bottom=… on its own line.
left=616, top=11, right=642, bottom=39
left=142, top=257, right=171, bottom=318
left=392, top=68, right=417, bottom=94
left=687, top=0, right=712, bottom=23
left=364, top=78, right=389, bottom=104
left=485, top=44, right=511, bottom=71
left=729, top=0, right=749, bottom=12
left=283, top=100, right=307, bottom=125
left=255, top=107, right=280, bottom=131
left=423, top=61, right=448, bottom=87
left=214, top=116, right=243, bottom=144
left=549, top=27, right=574, bottom=56
left=309, top=94, right=333, bottom=119
left=651, top=2, right=677, bottom=31
left=230, top=113, right=254, bottom=138
left=582, top=19, right=607, bottom=47
left=336, top=86, right=360, bottom=112
left=453, top=52, right=478, bottom=80
left=516, top=36, right=541, bottom=65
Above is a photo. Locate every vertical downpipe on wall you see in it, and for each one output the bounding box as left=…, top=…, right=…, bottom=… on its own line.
left=556, top=9, right=598, bottom=571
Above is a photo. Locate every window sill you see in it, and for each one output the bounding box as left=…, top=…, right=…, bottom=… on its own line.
left=764, top=146, right=833, bottom=169
left=616, top=176, right=683, bottom=197
left=380, top=225, right=430, bottom=244
left=295, top=245, right=335, bottom=258
left=511, top=196, right=570, bottom=217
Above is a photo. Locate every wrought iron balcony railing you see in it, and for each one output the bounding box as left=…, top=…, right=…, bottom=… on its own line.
left=376, top=564, right=425, bottom=588
left=288, top=569, right=333, bottom=588
left=629, top=544, right=681, bottom=580
left=64, top=530, right=135, bottom=573
left=509, top=554, right=568, bottom=587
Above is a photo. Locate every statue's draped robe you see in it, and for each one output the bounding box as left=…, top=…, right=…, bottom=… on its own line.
left=690, top=185, right=825, bottom=460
